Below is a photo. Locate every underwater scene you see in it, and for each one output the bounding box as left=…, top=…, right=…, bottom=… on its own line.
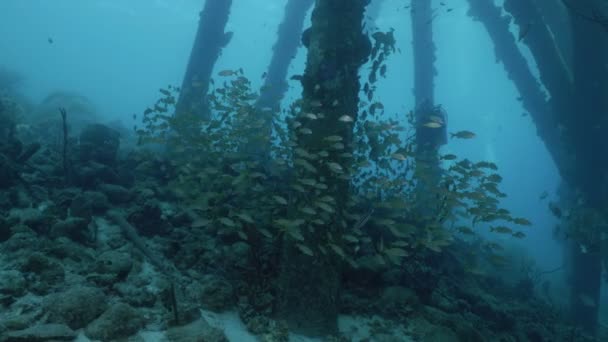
left=1, top=0, right=608, bottom=341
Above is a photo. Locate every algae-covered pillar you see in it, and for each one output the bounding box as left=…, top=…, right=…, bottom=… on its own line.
left=277, top=0, right=371, bottom=336
left=502, top=0, right=572, bottom=115
left=411, top=0, right=446, bottom=213
left=256, top=0, right=314, bottom=111
left=563, top=10, right=608, bottom=334
left=176, top=0, right=233, bottom=119
left=469, top=0, right=608, bottom=334
left=411, top=0, right=444, bottom=151
left=411, top=0, right=435, bottom=110
left=252, top=0, right=313, bottom=161
left=365, top=0, right=387, bottom=31
left=466, top=0, right=565, bottom=172
left=504, top=0, right=608, bottom=333
left=530, top=0, right=572, bottom=64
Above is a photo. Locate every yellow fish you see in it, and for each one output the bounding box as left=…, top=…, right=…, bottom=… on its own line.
left=423, top=121, right=443, bottom=128
left=391, top=153, right=407, bottom=161
left=512, top=231, right=526, bottom=239
left=450, top=130, right=476, bottom=139
left=490, top=226, right=513, bottom=234
left=218, top=69, right=235, bottom=76
left=338, top=115, right=354, bottom=122
left=428, top=115, right=444, bottom=124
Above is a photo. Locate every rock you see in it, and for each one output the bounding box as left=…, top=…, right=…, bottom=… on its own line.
left=0, top=189, right=11, bottom=209
left=73, top=162, right=120, bottom=187
left=134, top=187, right=155, bottom=202
left=98, top=183, right=131, bottom=203
left=168, top=209, right=194, bottom=227
left=0, top=216, right=11, bottom=242
left=422, top=326, right=460, bottom=342
left=114, top=282, right=156, bottom=308
left=52, top=188, right=80, bottom=209
left=0, top=227, right=38, bottom=253
left=422, top=306, right=486, bottom=342
left=84, top=302, right=145, bottom=340
left=0, top=295, right=44, bottom=333
left=352, top=333, right=403, bottom=342
left=152, top=278, right=201, bottom=325
left=0, top=154, right=17, bottom=189
left=198, top=275, right=234, bottom=312
left=128, top=199, right=167, bottom=236
left=49, top=217, right=90, bottom=242
left=245, top=315, right=272, bottom=335
left=379, top=286, right=418, bottom=312
left=95, top=250, right=133, bottom=282
left=11, top=189, right=33, bottom=209
left=26, top=184, right=47, bottom=203
left=165, top=318, right=228, bottom=342
left=10, top=137, right=35, bottom=161
left=230, top=241, right=250, bottom=258
left=8, top=207, right=52, bottom=233
left=381, top=268, right=405, bottom=285
left=70, top=191, right=109, bottom=218
left=45, top=237, right=95, bottom=263
left=19, top=253, right=64, bottom=295
left=454, top=322, right=487, bottom=342
left=221, top=242, right=250, bottom=272
left=78, top=123, right=120, bottom=165
left=471, top=296, right=515, bottom=331
left=3, top=323, right=76, bottom=342
left=43, top=286, right=107, bottom=329
left=409, top=316, right=460, bottom=342
left=20, top=253, right=56, bottom=274
left=0, top=311, right=37, bottom=333
left=0, top=270, right=26, bottom=298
